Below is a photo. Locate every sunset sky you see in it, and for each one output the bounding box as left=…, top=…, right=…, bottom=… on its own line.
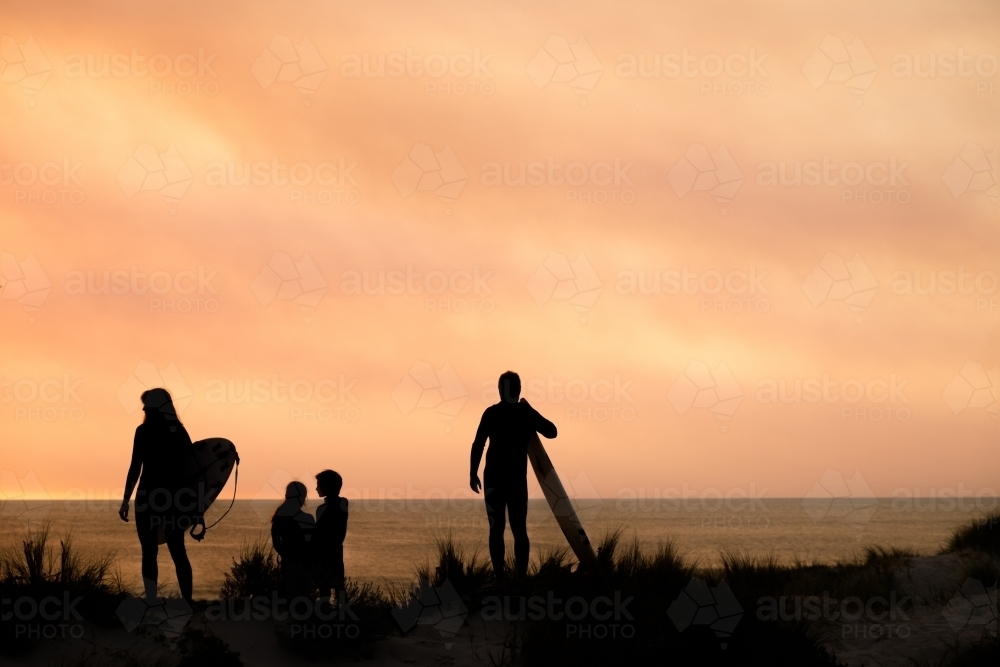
left=1, top=0, right=997, bottom=503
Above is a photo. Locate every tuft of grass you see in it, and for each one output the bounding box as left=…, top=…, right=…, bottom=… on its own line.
left=219, top=535, right=281, bottom=600
left=416, top=532, right=850, bottom=666
left=0, top=524, right=119, bottom=591
left=1, top=524, right=126, bottom=656
left=532, top=546, right=573, bottom=579
left=219, top=534, right=394, bottom=658
left=946, top=511, right=1000, bottom=556
left=960, top=552, right=1000, bottom=589
left=721, top=552, right=790, bottom=603
left=415, top=533, right=493, bottom=597
left=772, top=546, right=915, bottom=604
left=521, top=530, right=839, bottom=666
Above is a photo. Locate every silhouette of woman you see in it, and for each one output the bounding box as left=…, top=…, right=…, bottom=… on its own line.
left=271, top=481, right=315, bottom=597
left=118, top=388, right=201, bottom=602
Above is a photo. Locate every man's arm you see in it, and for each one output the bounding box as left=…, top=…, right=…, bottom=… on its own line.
left=469, top=410, right=490, bottom=493
left=521, top=398, right=557, bottom=438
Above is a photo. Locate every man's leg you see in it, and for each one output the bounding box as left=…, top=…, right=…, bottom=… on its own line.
left=508, top=488, right=529, bottom=578
left=484, top=485, right=508, bottom=577
left=164, top=527, right=193, bottom=601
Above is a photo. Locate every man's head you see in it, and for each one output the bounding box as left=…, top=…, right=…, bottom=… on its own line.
left=316, top=469, right=343, bottom=498
left=498, top=371, right=521, bottom=404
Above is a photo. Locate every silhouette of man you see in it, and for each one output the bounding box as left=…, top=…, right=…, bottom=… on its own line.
left=470, top=371, right=557, bottom=578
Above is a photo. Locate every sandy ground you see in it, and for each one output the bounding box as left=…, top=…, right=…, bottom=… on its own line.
left=1, top=552, right=995, bottom=667
left=211, top=615, right=512, bottom=667
left=0, top=605, right=512, bottom=667
left=824, top=551, right=998, bottom=667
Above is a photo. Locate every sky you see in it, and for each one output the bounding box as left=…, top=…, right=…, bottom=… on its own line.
left=1, top=0, right=998, bottom=504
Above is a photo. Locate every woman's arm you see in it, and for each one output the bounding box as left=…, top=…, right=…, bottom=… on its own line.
left=119, top=430, right=143, bottom=521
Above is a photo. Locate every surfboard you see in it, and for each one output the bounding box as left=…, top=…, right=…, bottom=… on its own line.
left=527, top=433, right=598, bottom=568
left=157, top=437, right=239, bottom=544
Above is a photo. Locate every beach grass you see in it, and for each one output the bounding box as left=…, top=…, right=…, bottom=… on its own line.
left=414, top=533, right=494, bottom=596
left=0, top=523, right=126, bottom=655
left=448, top=530, right=841, bottom=666
left=218, top=534, right=281, bottom=600
left=945, top=510, right=1000, bottom=556
left=214, top=525, right=993, bottom=665
left=960, top=551, right=1000, bottom=589
left=219, top=535, right=395, bottom=658
left=3, top=513, right=999, bottom=664
left=405, top=531, right=984, bottom=665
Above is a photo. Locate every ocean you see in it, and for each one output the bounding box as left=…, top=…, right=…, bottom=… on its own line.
left=0, top=498, right=993, bottom=600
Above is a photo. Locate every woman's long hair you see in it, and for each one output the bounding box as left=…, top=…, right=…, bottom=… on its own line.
left=141, top=388, right=183, bottom=431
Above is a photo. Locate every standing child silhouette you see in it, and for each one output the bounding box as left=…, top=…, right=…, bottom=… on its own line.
left=270, top=481, right=315, bottom=598
left=313, top=470, right=348, bottom=606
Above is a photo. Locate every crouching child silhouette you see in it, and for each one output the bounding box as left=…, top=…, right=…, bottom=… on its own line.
left=271, top=481, right=315, bottom=598
left=313, top=470, right=348, bottom=606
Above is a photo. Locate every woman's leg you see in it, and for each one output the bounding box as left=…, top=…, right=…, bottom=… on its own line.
left=164, top=528, right=193, bottom=601
left=136, top=514, right=159, bottom=600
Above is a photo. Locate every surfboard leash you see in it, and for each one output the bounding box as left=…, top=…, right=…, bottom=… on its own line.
left=191, top=458, right=240, bottom=540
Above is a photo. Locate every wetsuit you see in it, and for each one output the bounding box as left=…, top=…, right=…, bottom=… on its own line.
left=471, top=400, right=557, bottom=576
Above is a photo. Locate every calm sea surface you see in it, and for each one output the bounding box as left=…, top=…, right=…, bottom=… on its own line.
left=0, top=498, right=993, bottom=599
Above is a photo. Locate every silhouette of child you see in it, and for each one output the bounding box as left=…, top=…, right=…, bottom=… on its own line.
left=313, top=470, right=348, bottom=604
left=271, top=481, right=315, bottom=597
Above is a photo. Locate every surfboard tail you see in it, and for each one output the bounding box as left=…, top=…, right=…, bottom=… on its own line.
left=527, top=434, right=599, bottom=568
